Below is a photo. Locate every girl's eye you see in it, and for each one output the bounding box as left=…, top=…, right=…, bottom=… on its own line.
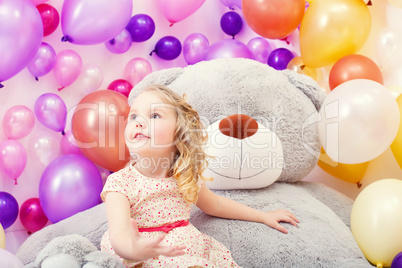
left=129, top=114, right=137, bottom=120
left=151, top=113, right=160, bottom=119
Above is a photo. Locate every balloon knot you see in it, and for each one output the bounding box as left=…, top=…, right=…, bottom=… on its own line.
left=232, top=35, right=235, bottom=39
left=58, top=86, right=65, bottom=92
left=0, top=83, right=3, bottom=89
left=61, top=130, right=66, bottom=136
left=35, top=77, right=39, bottom=81
left=109, top=38, right=116, bottom=45
left=230, top=7, right=234, bottom=10
left=61, top=36, right=71, bottom=42
left=367, top=0, right=372, bottom=5
left=169, top=23, right=174, bottom=27
left=149, top=50, right=156, bottom=56
left=14, top=179, right=18, bottom=185
left=300, top=65, right=305, bottom=70
left=357, top=182, right=362, bottom=188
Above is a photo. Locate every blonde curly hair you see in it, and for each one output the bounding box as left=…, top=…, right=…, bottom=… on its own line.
left=138, top=84, right=211, bottom=204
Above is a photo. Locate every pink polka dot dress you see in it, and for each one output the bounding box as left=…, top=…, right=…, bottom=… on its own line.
left=100, top=164, right=240, bottom=268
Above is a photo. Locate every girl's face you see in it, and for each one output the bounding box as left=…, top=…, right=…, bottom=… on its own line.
left=125, top=91, right=178, bottom=160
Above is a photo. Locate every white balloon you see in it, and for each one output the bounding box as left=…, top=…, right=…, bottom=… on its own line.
left=29, top=132, right=61, bottom=167
left=76, top=64, right=103, bottom=95
left=375, top=27, right=402, bottom=71
left=317, top=79, right=400, bottom=164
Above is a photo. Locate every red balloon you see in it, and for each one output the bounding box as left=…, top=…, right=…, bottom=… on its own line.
left=37, top=4, right=59, bottom=37
left=242, top=0, right=305, bottom=39
left=72, top=90, right=130, bottom=171
left=107, top=79, right=133, bottom=97
left=329, top=54, right=384, bottom=90
left=19, top=198, right=48, bottom=233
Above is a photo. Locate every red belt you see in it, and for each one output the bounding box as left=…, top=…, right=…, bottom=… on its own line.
left=138, top=220, right=189, bottom=233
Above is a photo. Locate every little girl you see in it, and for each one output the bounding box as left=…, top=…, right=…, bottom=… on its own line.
left=100, top=84, right=299, bottom=267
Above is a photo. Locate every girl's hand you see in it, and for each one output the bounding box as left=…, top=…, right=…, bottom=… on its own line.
left=261, top=209, right=300, bottom=234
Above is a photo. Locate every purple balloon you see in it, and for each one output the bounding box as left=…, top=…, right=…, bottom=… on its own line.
left=183, top=33, right=209, bottom=65
left=392, top=252, right=402, bottom=268
left=267, top=48, right=295, bottom=70
left=152, top=36, right=182, bottom=61
left=61, top=0, right=133, bottom=45
left=205, top=39, right=254, bottom=61
left=39, top=155, right=103, bottom=223
left=27, top=42, right=57, bottom=79
left=105, top=29, right=132, bottom=54
left=34, top=93, right=67, bottom=133
left=0, top=0, right=43, bottom=86
left=247, top=37, right=273, bottom=64
left=107, top=79, right=133, bottom=97
left=0, top=192, right=19, bottom=229
left=126, top=14, right=155, bottom=43
left=220, top=11, right=243, bottom=37
left=0, top=140, right=27, bottom=184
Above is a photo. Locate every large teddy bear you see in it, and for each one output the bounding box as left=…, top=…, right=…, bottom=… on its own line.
left=16, top=58, right=372, bottom=268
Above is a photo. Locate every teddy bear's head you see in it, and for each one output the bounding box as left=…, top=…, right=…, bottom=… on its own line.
left=129, top=58, right=326, bottom=189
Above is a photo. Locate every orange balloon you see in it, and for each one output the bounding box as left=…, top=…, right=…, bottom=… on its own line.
left=242, top=0, right=305, bottom=39
left=329, top=54, right=383, bottom=90
left=72, top=90, right=130, bottom=171
left=318, top=147, right=369, bottom=184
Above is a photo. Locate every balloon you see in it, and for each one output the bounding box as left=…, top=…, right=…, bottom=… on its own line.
left=375, top=28, right=402, bottom=71
left=0, top=224, right=5, bottom=249
left=105, top=29, right=132, bottom=54
left=183, top=33, right=209, bottom=65
left=219, top=0, right=240, bottom=8
left=391, top=95, right=402, bottom=170
left=156, top=0, right=206, bottom=24
left=0, top=0, right=43, bottom=85
left=0, top=192, right=19, bottom=229
left=2, top=105, right=35, bottom=140
left=125, top=14, right=155, bottom=43
left=388, top=0, right=402, bottom=8
left=242, top=0, right=305, bottom=39
left=0, top=249, right=24, bottom=268
left=71, top=90, right=130, bottom=171
left=75, top=64, right=103, bottom=94
left=39, top=155, right=103, bottom=223
left=60, top=130, right=84, bottom=156
left=28, top=132, right=61, bottom=167
left=220, top=11, right=243, bottom=37
left=286, top=56, right=318, bottom=81
left=37, top=3, right=59, bottom=36
left=107, top=79, right=133, bottom=97
left=34, top=93, right=67, bottom=133
left=351, top=179, right=402, bottom=268
left=124, top=58, right=152, bottom=87
left=392, top=252, right=402, bottom=268
left=151, top=36, right=182, bottom=61
left=19, top=198, right=48, bottom=233
left=317, top=147, right=368, bottom=184
left=0, top=140, right=27, bottom=185
left=300, top=0, right=371, bottom=68
left=329, top=54, right=383, bottom=90
left=30, top=0, right=48, bottom=5
left=205, top=39, right=254, bottom=61
left=27, top=42, right=57, bottom=80
left=247, top=37, right=273, bottom=64
left=61, top=0, right=133, bottom=45
left=52, top=50, right=83, bottom=91
left=267, top=48, right=294, bottom=70
left=318, top=79, right=400, bottom=164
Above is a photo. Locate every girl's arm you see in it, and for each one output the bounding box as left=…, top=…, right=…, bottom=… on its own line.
left=195, top=183, right=299, bottom=234
left=104, top=192, right=186, bottom=261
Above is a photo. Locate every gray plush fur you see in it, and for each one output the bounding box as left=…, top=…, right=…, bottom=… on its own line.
left=17, top=58, right=371, bottom=267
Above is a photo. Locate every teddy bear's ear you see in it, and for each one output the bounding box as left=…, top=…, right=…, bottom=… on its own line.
left=128, top=67, right=184, bottom=105
left=282, top=69, right=327, bottom=111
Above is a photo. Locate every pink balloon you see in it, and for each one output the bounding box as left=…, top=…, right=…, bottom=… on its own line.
left=156, top=0, right=206, bottom=24
left=124, top=58, right=152, bottom=87
left=205, top=39, right=254, bottom=61
left=53, top=50, right=82, bottom=91
left=61, top=0, right=133, bottom=45
left=107, top=79, right=133, bottom=97
left=60, top=130, right=83, bottom=156
left=37, top=3, right=60, bottom=37
left=247, top=37, right=273, bottom=63
left=105, top=29, right=132, bottom=54
left=0, top=140, right=27, bottom=185
left=183, top=33, right=209, bottom=65
left=2, top=105, right=35, bottom=139
left=0, top=0, right=43, bottom=86
left=75, top=64, right=104, bottom=94
left=30, top=0, right=49, bottom=5
left=19, top=198, right=48, bottom=233
left=27, top=42, right=57, bottom=79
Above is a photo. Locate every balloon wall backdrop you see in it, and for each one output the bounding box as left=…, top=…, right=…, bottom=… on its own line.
left=1, top=0, right=402, bottom=262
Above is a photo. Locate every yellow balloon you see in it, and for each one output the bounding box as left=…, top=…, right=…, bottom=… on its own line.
left=317, top=147, right=368, bottom=184
left=351, top=179, right=402, bottom=268
left=286, top=56, right=318, bottom=81
left=300, top=0, right=371, bottom=68
left=0, top=223, right=5, bottom=249
left=390, top=95, right=402, bottom=169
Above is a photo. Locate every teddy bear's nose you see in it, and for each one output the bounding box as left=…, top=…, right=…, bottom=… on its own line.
left=219, top=114, right=258, bottom=140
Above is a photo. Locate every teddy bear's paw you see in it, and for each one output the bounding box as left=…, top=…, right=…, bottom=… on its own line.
left=34, top=234, right=97, bottom=267
left=41, top=253, right=80, bottom=268
left=84, top=251, right=125, bottom=268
